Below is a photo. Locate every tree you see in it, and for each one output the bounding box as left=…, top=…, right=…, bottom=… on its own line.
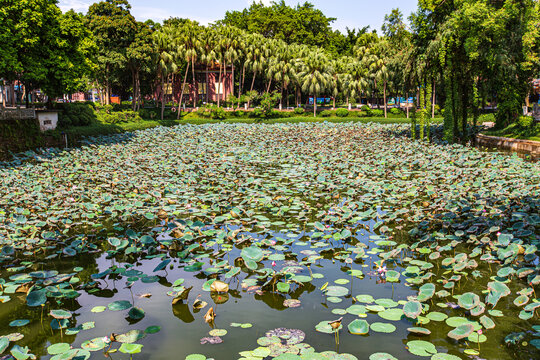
left=297, top=49, right=332, bottom=117
left=126, top=21, right=155, bottom=110
left=244, top=33, right=266, bottom=108
left=0, top=1, right=96, bottom=105
left=153, top=27, right=177, bottom=120
left=413, top=0, right=540, bottom=143
left=86, top=0, right=137, bottom=105
left=221, top=1, right=337, bottom=49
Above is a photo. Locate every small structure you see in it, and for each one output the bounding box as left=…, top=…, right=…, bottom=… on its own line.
left=36, top=110, right=60, bottom=131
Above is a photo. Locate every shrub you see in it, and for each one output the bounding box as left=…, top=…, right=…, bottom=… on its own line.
left=98, top=110, right=142, bottom=124
left=234, top=110, right=245, bottom=117
left=211, top=106, right=226, bottom=120
left=390, top=108, right=404, bottom=116
left=320, top=110, right=333, bottom=117
left=196, top=105, right=225, bottom=119
left=370, top=109, right=384, bottom=117
left=252, top=108, right=264, bottom=118
left=56, top=102, right=96, bottom=127
left=478, top=113, right=496, bottom=123
left=357, top=110, right=369, bottom=117
left=293, top=107, right=305, bottom=115
left=259, top=92, right=281, bottom=118
left=518, top=116, right=534, bottom=128
left=360, top=105, right=370, bottom=112
left=182, top=112, right=200, bottom=120
left=138, top=108, right=158, bottom=120
left=336, top=109, right=349, bottom=117
left=196, top=106, right=213, bottom=118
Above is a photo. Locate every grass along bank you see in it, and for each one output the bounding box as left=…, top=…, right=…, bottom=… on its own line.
left=483, top=120, right=540, bottom=142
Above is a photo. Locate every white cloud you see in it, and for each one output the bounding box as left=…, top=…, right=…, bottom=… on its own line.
left=58, top=0, right=93, bottom=13
left=130, top=6, right=214, bottom=25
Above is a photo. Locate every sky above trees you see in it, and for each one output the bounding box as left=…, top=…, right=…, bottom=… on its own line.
left=58, top=0, right=418, bottom=32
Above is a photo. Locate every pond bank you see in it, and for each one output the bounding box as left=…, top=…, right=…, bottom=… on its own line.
left=476, top=133, right=540, bottom=160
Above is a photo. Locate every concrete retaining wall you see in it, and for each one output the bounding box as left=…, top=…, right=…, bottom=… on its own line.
left=477, top=134, right=540, bottom=159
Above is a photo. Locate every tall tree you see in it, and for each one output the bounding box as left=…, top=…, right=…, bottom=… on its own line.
left=126, top=21, right=155, bottom=110
left=0, top=1, right=96, bottom=105
left=86, top=0, right=137, bottom=105
left=297, top=49, right=332, bottom=117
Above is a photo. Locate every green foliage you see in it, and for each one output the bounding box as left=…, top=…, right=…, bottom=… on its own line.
left=221, top=1, right=337, bottom=50
left=518, top=116, right=534, bottom=128
left=259, top=92, right=281, bottom=118
left=478, top=113, right=496, bottom=124
left=336, top=109, right=349, bottom=117
left=389, top=108, right=404, bottom=116
left=196, top=105, right=226, bottom=120
left=293, top=107, right=305, bottom=115
left=86, top=0, right=138, bottom=102
left=0, top=2, right=96, bottom=98
left=360, top=105, right=371, bottom=112
left=56, top=102, right=97, bottom=127
left=370, top=109, right=384, bottom=117
left=250, top=108, right=264, bottom=118
left=495, top=86, right=523, bottom=128
left=320, top=110, right=333, bottom=117
left=98, top=110, right=142, bottom=124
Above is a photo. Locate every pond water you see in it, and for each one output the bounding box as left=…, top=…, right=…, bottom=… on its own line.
left=0, top=123, right=539, bottom=360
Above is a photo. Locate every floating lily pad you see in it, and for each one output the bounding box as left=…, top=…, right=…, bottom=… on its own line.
left=348, top=319, right=369, bottom=335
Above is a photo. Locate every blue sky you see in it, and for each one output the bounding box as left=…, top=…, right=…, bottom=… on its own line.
left=58, top=0, right=418, bottom=33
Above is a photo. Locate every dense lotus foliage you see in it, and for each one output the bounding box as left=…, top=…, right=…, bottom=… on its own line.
left=0, top=123, right=539, bottom=360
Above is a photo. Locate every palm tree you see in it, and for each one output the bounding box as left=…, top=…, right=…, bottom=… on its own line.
left=266, top=40, right=294, bottom=109
left=184, top=20, right=202, bottom=107
left=245, top=33, right=266, bottom=108
left=200, top=27, right=217, bottom=105
left=153, top=27, right=177, bottom=120
left=219, top=26, right=241, bottom=107
left=297, top=49, right=333, bottom=117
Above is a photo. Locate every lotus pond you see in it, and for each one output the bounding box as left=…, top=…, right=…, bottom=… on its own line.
left=0, top=122, right=539, bottom=360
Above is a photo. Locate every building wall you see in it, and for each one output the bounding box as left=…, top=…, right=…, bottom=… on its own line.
left=156, top=68, right=234, bottom=106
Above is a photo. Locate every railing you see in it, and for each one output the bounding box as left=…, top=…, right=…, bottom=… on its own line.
left=0, top=107, right=36, bottom=120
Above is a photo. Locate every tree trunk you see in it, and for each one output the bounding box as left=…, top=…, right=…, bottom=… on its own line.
left=461, top=86, right=468, bottom=144
left=383, top=81, right=387, bottom=118
left=232, top=64, right=235, bottom=98
left=191, top=57, right=197, bottom=107
left=266, top=77, right=272, bottom=94
left=432, top=79, right=436, bottom=118
left=217, top=62, right=223, bottom=107
left=161, top=72, right=165, bottom=120
left=136, top=72, right=141, bottom=111
left=1, top=79, right=6, bottom=108
left=105, top=64, right=111, bottom=105
left=10, top=81, right=15, bottom=106
left=247, top=70, right=257, bottom=108
left=313, top=94, right=317, bottom=117
left=132, top=68, right=137, bottom=111
left=205, top=65, right=209, bottom=104
left=280, top=82, right=284, bottom=110
left=406, top=92, right=409, bottom=119
left=238, top=64, right=246, bottom=109
left=177, top=62, right=190, bottom=119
